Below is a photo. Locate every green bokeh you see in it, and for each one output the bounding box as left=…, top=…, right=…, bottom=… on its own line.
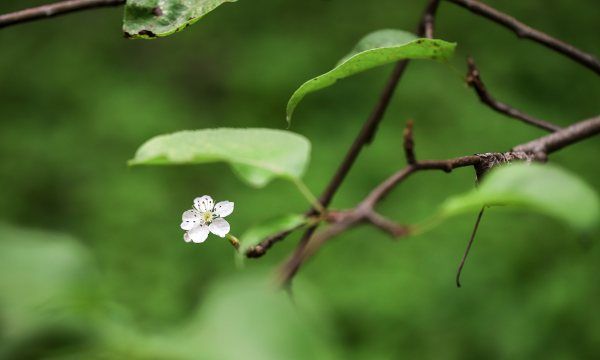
left=0, top=0, right=599, bottom=358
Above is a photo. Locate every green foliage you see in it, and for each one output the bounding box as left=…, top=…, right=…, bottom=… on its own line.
left=0, top=225, right=97, bottom=358
left=286, top=29, right=456, bottom=122
left=0, top=225, right=337, bottom=359
left=1, top=0, right=599, bottom=358
left=440, top=163, right=600, bottom=231
left=237, top=214, right=307, bottom=259
left=123, top=0, right=237, bottom=39
left=130, top=128, right=311, bottom=187
left=187, top=274, right=339, bottom=360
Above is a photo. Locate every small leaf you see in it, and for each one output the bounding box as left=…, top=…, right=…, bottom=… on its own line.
left=123, top=0, right=237, bottom=39
left=441, top=163, right=599, bottom=231
left=130, top=128, right=311, bottom=187
left=237, top=214, right=307, bottom=257
left=286, top=29, right=456, bottom=122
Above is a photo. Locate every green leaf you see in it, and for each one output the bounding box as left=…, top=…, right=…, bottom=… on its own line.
left=0, top=224, right=95, bottom=345
left=123, top=0, right=237, bottom=39
left=286, top=29, right=456, bottom=122
left=129, top=128, right=311, bottom=187
left=187, top=274, right=339, bottom=360
left=440, top=163, right=600, bottom=231
left=237, top=214, right=307, bottom=257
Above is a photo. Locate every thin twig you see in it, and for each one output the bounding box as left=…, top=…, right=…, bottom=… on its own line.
left=456, top=207, right=485, bottom=287
left=245, top=227, right=298, bottom=258
left=403, top=120, right=417, bottom=165
left=466, top=57, right=562, bottom=132
left=419, top=0, right=441, bottom=39
left=446, top=0, right=600, bottom=75
left=0, top=0, right=124, bottom=29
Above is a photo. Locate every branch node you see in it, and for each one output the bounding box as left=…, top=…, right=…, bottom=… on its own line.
left=474, top=151, right=535, bottom=180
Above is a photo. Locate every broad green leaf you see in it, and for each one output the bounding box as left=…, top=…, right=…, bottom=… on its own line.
left=286, top=29, right=456, bottom=122
left=123, top=0, right=237, bottom=39
left=129, top=128, right=311, bottom=187
left=440, top=163, right=599, bottom=231
left=0, top=225, right=95, bottom=346
left=186, top=274, right=339, bottom=360
left=237, top=214, right=307, bottom=258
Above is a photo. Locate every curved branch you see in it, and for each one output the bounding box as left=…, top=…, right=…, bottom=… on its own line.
left=514, top=115, right=600, bottom=154
left=446, top=0, right=600, bottom=75
left=466, top=57, right=562, bottom=132
left=0, top=0, right=124, bottom=29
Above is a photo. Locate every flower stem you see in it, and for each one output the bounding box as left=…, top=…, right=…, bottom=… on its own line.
left=226, top=234, right=240, bottom=251
left=292, top=179, right=325, bottom=214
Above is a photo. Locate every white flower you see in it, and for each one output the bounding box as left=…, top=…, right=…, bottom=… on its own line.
left=181, top=195, right=234, bottom=243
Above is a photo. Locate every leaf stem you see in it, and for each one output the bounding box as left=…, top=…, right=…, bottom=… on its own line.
left=292, top=179, right=326, bottom=214
left=226, top=234, right=240, bottom=251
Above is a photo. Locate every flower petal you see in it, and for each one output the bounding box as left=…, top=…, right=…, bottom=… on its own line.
left=183, top=233, right=192, bottom=243
left=213, top=201, right=234, bottom=218
left=194, top=195, right=214, bottom=212
left=181, top=210, right=201, bottom=230
left=188, top=224, right=210, bottom=243
left=182, top=209, right=200, bottom=221
left=209, top=218, right=230, bottom=238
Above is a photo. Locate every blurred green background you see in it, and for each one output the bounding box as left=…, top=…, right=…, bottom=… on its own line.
left=0, top=0, right=599, bottom=358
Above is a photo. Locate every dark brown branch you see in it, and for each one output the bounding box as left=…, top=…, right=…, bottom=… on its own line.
left=456, top=207, right=485, bottom=287
left=279, top=220, right=353, bottom=285
left=316, top=60, right=411, bottom=210
left=259, top=0, right=599, bottom=284
left=250, top=0, right=443, bottom=278
left=513, top=116, right=600, bottom=154
left=446, top=0, right=600, bottom=75
left=0, top=0, right=124, bottom=29
left=279, top=115, right=599, bottom=283
left=245, top=226, right=302, bottom=258
left=466, top=57, right=562, bottom=132
left=277, top=58, right=414, bottom=280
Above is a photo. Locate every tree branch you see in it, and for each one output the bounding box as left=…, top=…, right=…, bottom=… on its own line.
left=278, top=115, right=599, bottom=284
left=465, top=57, right=562, bottom=132
left=245, top=225, right=303, bottom=258
left=272, top=0, right=444, bottom=284
left=246, top=0, right=443, bottom=262
left=0, top=0, right=124, bottom=29
left=513, top=116, right=600, bottom=154
left=446, top=0, right=600, bottom=75
left=419, top=0, right=441, bottom=38
left=250, top=0, right=600, bottom=286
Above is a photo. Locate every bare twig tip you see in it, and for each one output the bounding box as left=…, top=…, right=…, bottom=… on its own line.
left=456, top=207, right=485, bottom=288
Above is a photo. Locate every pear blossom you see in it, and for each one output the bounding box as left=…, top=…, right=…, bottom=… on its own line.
left=181, top=195, right=234, bottom=243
